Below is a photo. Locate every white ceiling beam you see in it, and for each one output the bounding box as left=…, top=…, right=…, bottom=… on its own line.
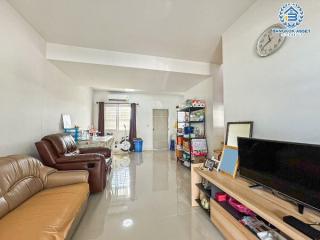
left=46, top=43, right=214, bottom=76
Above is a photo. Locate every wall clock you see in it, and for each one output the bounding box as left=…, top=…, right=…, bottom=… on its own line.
left=256, top=23, right=286, bottom=57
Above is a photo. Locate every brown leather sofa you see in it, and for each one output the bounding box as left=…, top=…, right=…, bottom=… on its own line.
left=35, top=134, right=112, bottom=193
left=0, top=155, right=89, bottom=240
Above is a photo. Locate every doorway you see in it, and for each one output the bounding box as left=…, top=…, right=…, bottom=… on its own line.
left=152, top=109, right=169, bottom=150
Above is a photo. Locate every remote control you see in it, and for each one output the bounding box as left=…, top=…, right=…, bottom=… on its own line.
left=283, top=216, right=320, bottom=240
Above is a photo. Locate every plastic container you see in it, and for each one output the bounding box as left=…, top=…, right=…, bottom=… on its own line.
left=133, top=138, right=143, bottom=152
left=64, top=128, right=79, bottom=143
left=215, top=192, right=228, bottom=202
left=184, top=126, right=194, bottom=135
left=228, top=197, right=256, bottom=217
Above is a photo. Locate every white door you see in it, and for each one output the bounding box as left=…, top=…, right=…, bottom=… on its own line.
left=153, top=109, right=169, bottom=150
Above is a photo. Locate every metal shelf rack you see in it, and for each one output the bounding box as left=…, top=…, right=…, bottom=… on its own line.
left=176, top=106, right=208, bottom=168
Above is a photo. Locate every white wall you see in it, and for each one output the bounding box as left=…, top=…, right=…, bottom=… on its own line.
left=223, top=0, right=320, bottom=144
left=0, top=1, right=92, bottom=156
left=212, top=66, right=225, bottom=148
left=93, top=90, right=183, bottom=150
left=184, top=67, right=225, bottom=157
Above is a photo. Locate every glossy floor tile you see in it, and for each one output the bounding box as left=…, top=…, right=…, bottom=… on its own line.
left=72, top=151, right=224, bottom=240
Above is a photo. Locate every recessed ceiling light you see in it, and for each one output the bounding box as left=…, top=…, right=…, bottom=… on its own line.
left=124, top=88, right=135, bottom=92
left=122, top=218, right=134, bottom=228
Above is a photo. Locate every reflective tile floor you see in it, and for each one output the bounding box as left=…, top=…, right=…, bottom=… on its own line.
left=73, top=151, right=224, bottom=240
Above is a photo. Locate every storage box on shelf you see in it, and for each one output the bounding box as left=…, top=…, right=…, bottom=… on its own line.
left=191, top=165, right=320, bottom=240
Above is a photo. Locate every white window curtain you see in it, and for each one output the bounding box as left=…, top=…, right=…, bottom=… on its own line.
left=105, top=104, right=131, bottom=140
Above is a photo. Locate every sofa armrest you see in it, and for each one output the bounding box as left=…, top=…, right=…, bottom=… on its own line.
left=79, top=147, right=111, bottom=158
left=44, top=170, right=89, bottom=189
left=56, top=153, right=105, bottom=164
left=79, top=147, right=108, bottom=153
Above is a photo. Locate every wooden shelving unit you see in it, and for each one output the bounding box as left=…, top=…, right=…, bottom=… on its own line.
left=191, top=166, right=320, bottom=240
left=176, top=106, right=207, bottom=168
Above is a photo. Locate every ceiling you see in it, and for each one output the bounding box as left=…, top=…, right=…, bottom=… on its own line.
left=52, top=60, right=206, bottom=94
left=8, top=0, right=256, bottom=93
left=9, top=0, right=255, bottom=62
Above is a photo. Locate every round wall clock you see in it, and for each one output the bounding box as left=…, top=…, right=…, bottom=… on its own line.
left=256, top=23, right=286, bottom=57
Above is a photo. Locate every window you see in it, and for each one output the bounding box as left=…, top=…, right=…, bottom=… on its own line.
left=105, top=105, right=117, bottom=130
left=118, top=105, right=131, bottom=131
left=105, top=104, right=131, bottom=133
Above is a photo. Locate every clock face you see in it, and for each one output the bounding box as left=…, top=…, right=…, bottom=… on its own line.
left=256, top=24, right=286, bottom=57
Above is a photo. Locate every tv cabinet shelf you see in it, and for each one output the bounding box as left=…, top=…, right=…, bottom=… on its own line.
left=214, top=199, right=244, bottom=220
left=210, top=198, right=258, bottom=240
left=191, top=166, right=320, bottom=240
left=195, top=183, right=211, bottom=198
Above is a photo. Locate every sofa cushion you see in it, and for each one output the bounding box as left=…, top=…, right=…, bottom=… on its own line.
left=0, top=155, right=46, bottom=218
left=0, top=183, right=89, bottom=240
left=62, top=135, right=79, bottom=154
left=35, top=140, right=59, bottom=167
left=43, top=134, right=79, bottom=157
left=43, top=134, right=68, bottom=156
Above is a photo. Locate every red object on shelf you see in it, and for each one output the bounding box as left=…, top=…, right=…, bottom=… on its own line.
left=228, top=197, right=256, bottom=217
left=215, top=192, right=228, bottom=202
left=191, top=99, right=206, bottom=107
left=192, top=152, right=207, bottom=157
left=177, top=136, right=183, bottom=145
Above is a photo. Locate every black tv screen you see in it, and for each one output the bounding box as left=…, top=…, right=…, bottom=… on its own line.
left=238, top=137, right=320, bottom=211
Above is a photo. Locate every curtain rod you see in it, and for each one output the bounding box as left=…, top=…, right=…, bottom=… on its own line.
left=96, top=102, right=139, bottom=105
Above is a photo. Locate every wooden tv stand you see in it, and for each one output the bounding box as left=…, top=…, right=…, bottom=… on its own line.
left=191, top=165, right=320, bottom=240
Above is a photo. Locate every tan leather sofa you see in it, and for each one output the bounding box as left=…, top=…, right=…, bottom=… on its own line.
left=0, top=155, right=90, bottom=240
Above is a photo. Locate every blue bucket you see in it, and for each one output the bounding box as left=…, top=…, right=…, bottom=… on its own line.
left=133, top=139, right=143, bottom=152
left=170, top=139, right=175, bottom=151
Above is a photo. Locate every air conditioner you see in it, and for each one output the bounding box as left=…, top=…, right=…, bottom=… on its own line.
left=107, top=94, right=129, bottom=103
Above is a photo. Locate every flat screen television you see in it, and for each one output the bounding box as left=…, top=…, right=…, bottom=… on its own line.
left=238, top=137, right=320, bottom=212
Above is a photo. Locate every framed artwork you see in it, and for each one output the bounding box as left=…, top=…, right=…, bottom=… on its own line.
left=203, top=159, right=214, bottom=170
left=225, top=121, right=253, bottom=147
left=203, top=158, right=220, bottom=171
left=62, top=114, right=72, bottom=129
left=218, top=145, right=239, bottom=178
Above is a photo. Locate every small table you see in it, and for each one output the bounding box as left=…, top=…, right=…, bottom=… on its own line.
left=77, top=136, right=114, bottom=149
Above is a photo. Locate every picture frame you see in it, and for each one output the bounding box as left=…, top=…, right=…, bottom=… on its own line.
left=203, top=159, right=214, bottom=170
left=211, top=158, right=221, bottom=171
left=225, top=121, right=253, bottom=147
left=62, top=114, right=72, bottom=129
left=203, top=158, right=220, bottom=171
left=217, top=145, right=239, bottom=178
